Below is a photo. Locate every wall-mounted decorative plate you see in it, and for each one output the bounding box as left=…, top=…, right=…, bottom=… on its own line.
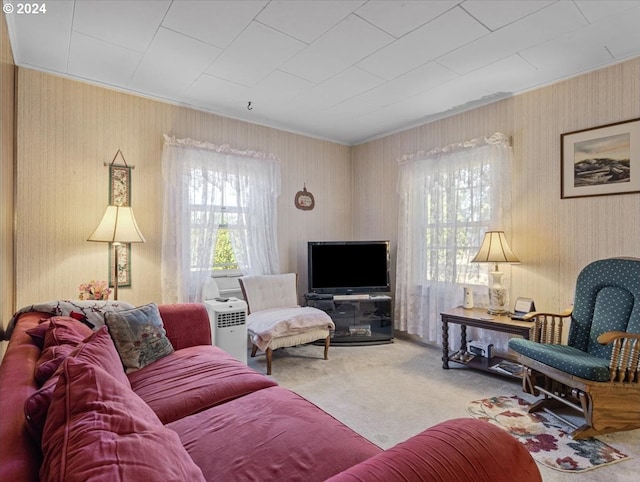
left=295, top=185, right=315, bottom=211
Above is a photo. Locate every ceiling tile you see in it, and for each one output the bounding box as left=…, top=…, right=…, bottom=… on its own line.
left=162, top=0, right=268, bottom=49
left=67, top=32, right=143, bottom=87
left=462, top=0, right=554, bottom=31
left=5, top=0, right=74, bottom=72
left=256, top=0, right=364, bottom=43
left=182, top=74, right=250, bottom=113
left=456, top=55, right=538, bottom=95
left=408, top=75, right=493, bottom=117
left=206, top=22, right=306, bottom=87
left=580, top=5, right=640, bottom=60
left=74, top=0, right=170, bottom=52
left=356, top=0, right=459, bottom=38
left=296, top=67, right=385, bottom=110
left=357, top=7, right=489, bottom=80
left=129, top=28, right=222, bottom=100
left=248, top=70, right=315, bottom=103
left=518, top=10, right=640, bottom=75
left=574, top=0, right=640, bottom=23
left=281, top=14, right=394, bottom=83
left=438, top=1, right=588, bottom=75
left=329, top=62, right=459, bottom=118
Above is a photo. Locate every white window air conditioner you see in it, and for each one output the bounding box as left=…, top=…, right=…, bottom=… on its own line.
left=203, top=278, right=248, bottom=364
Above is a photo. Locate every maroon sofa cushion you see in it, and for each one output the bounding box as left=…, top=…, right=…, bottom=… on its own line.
left=158, top=303, right=211, bottom=350
left=40, top=357, right=205, bottom=482
left=167, top=386, right=382, bottom=481
left=0, top=312, right=44, bottom=482
left=128, top=344, right=276, bottom=424
left=325, top=418, right=542, bottom=482
left=24, top=326, right=131, bottom=442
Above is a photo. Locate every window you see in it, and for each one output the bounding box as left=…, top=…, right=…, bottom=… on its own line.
left=188, top=172, right=240, bottom=273
left=424, top=163, right=492, bottom=286
left=161, top=135, right=281, bottom=303
left=395, top=133, right=512, bottom=342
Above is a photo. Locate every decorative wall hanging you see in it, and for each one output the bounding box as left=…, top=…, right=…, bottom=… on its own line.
left=561, top=118, right=640, bottom=199
left=107, top=149, right=133, bottom=288
left=294, top=184, right=315, bottom=211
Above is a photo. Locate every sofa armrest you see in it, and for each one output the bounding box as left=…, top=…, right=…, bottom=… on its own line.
left=158, top=304, right=211, bottom=350
left=326, top=418, right=541, bottom=482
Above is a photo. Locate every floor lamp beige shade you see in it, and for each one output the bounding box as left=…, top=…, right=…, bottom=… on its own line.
left=87, top=205, right=145, bottom=300
left=471, top=231, right=520, bottom=315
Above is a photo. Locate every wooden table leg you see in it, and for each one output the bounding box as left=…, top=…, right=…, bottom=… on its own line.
left=442, top=318, right=450, bottom=369
left=460, top=324, right=467, bottom=352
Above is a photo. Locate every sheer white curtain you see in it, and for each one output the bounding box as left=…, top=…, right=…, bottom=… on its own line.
left=161, top=135, right=281, bottom=303
left=395, top=133, right=513, bottom=346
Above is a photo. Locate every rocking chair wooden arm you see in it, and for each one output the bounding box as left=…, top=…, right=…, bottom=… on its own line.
left=596, top=331, right=640, bottom=383
left=525, top=308, right=573, bottom=344
left=597, top=331, right=640, bottom=345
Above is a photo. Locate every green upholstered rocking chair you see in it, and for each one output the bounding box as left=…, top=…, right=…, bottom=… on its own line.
left=509, top=257, right=640, bottom=439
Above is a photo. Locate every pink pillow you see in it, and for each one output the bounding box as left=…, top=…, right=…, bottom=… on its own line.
left=34, top=344, right=75, bottom=385
left=25, top=327, right=129, bottom=443
left=25, top=317, right=54, bottom=349
left=40, top=357, right=206, bottom=482
left=29, top=317, right=95, bottom=386
left=43, top=317, right=93, bottom=349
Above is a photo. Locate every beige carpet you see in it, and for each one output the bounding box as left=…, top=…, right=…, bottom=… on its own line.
left=246, top=335, right=639, bottom=482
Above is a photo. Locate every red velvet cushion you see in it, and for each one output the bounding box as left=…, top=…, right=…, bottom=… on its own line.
left=24, top=317, right=54, bottom=349
left=158, top=303, right=211, bottom=349
left=34, top=344, right=75, bottom=385
left=42, top=316, right=94, bottom=349
left=325, top=418, right=542, bottom=482
left=32, top=318, right=94, bottom=386
left=167, top=386, right=381, bottom=481
left=24, top=327, right=130, bottom=443
left=128, top=345, right=276, bottom=423
left=40, top=357, right=205, bottom=482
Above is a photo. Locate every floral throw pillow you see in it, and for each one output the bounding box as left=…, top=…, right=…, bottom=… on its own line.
left=104, top=303, right=174, bottom=373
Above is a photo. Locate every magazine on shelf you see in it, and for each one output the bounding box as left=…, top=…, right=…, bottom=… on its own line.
left=489, top=360, right=524, bottom=377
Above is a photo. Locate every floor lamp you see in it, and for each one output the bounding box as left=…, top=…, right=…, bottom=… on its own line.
left=87, top=205, right=146, bottom=300
left=471, top=231, right=520, bottom=315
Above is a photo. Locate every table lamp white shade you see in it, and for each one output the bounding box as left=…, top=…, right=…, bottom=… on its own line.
left=87, top=205, right=145, bottom=300
left=471, top=231, right=520, bottom=315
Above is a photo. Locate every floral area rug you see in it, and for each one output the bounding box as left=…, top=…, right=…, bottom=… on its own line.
left=466, top=395, right=629, bottom=472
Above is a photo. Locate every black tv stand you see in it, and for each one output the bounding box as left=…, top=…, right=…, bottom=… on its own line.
left=305, top=294, right=393, bottom=345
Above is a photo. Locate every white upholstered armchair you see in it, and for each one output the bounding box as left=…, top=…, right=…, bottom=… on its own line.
left=239, top=273, right=335, bottom=375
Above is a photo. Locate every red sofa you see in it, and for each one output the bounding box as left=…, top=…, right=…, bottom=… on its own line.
left=0, top=303, right=542, bottom=481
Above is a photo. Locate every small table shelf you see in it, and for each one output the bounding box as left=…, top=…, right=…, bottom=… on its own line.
left=440, top=307, right=533, bottom=378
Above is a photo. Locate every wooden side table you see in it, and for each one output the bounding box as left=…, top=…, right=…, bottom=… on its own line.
left=440, top=307, right=533, bottom=377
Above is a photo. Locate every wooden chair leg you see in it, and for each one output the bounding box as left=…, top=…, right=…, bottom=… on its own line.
left=251, top=344, right=258, bottom=358
left=324, top=336, right=330, bottom=360
left=266, top=348, right=272, bottom=375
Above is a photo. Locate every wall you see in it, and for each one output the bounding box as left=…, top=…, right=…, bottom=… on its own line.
left=15, top=69, right=352, bottom=308
left=1, top=10, right=15, bottom=346
left=352, top=57, right=640, bottom=322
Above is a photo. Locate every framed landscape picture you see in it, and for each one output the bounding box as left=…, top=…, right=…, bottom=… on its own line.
left=561, top=118, right=640, bottom=199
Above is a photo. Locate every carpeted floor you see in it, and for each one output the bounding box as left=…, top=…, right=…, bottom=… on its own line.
left=246, top=335, right=640, bottom=482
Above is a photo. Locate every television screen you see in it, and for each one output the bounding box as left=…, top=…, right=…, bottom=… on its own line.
left=308, top=241, right=390, bottom=294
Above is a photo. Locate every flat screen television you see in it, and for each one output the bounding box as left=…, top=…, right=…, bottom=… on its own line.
left=307, top=241, right=390, bottom=294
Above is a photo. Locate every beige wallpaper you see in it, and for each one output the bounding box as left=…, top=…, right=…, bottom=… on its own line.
left=12, top=57, right=640, bottom=322
left=15, top=69, right=352, bottom=308
left=352, top=57, right=640, bottom=317
left=1, top=10, right=15, bottom=339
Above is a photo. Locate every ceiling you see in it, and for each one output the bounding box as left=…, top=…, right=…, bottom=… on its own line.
left=5, top=0, right=640, bottom=145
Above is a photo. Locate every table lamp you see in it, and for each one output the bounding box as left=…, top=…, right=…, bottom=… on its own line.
left=471, top=231, right=520, bottom=315
left=88, top=205, right=145, bottom=300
